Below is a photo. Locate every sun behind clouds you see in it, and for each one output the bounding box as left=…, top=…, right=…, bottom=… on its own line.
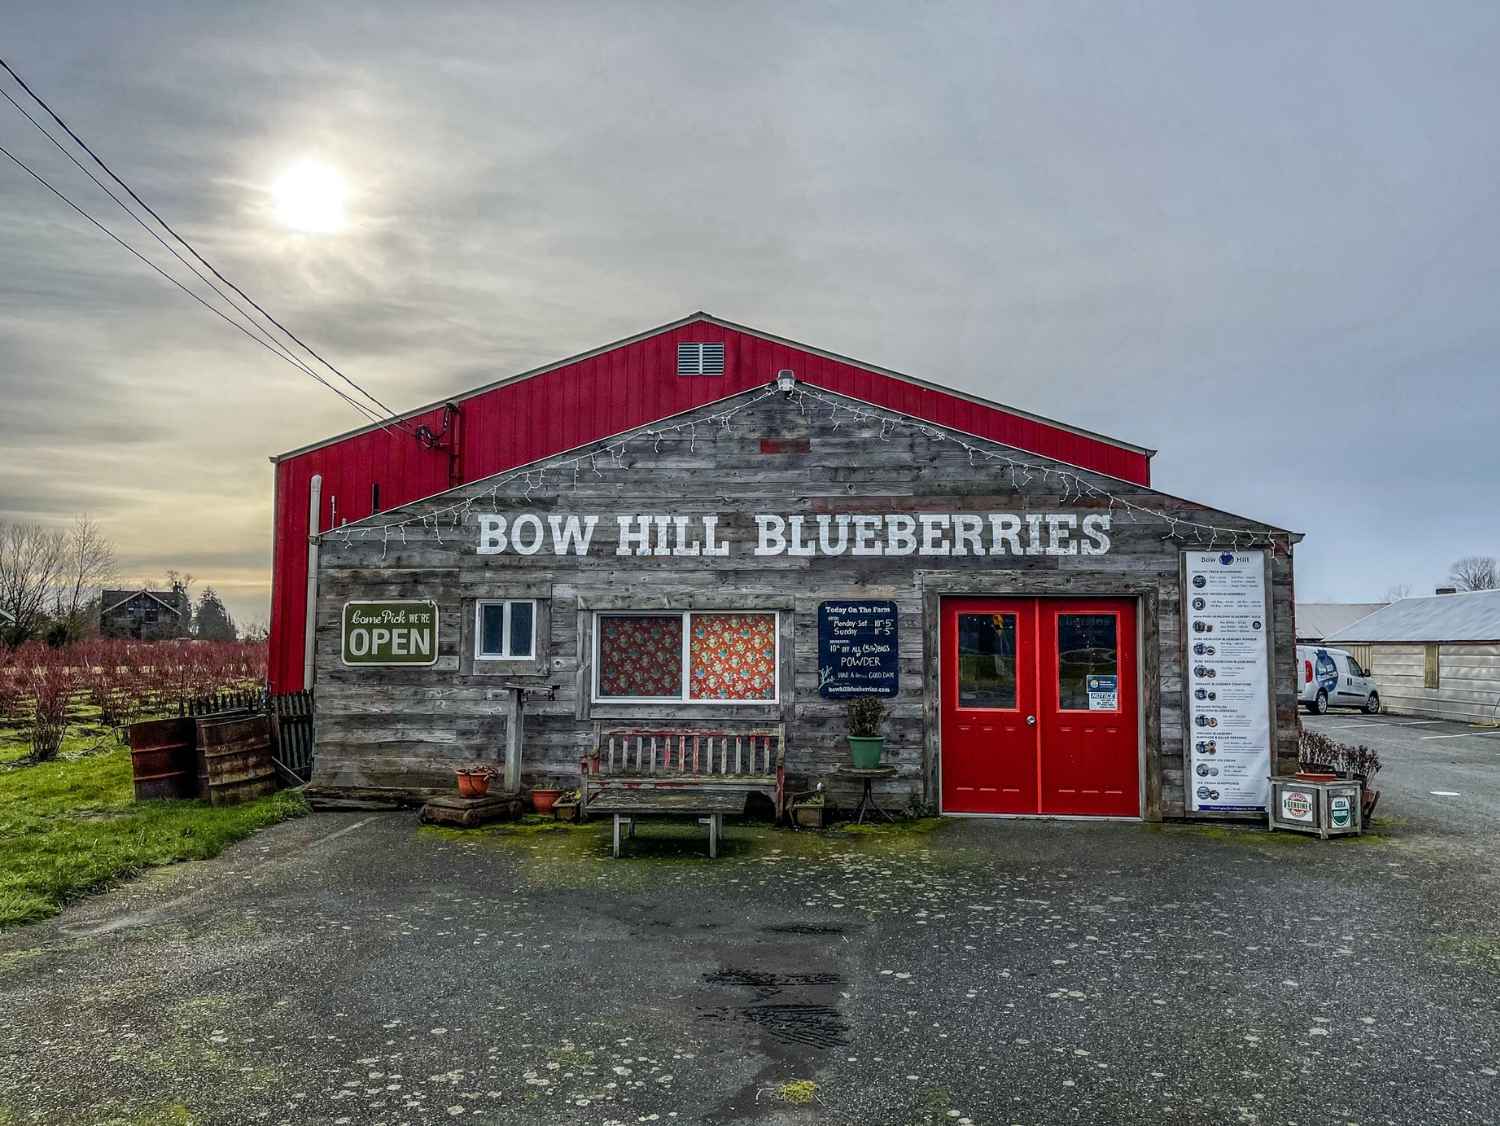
left=270, top=159, right=347, bottom=233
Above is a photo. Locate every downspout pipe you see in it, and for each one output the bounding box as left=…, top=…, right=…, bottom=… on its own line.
left=303, top=474, right=322, bottom=692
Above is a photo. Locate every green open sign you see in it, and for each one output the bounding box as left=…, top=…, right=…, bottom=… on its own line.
left=341, top=600, right=440, bottom=666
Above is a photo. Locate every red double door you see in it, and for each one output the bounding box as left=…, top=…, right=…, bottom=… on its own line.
left=941, top=597, right=1139, bottom=817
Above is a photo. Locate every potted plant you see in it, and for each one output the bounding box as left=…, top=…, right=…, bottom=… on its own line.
left=529, top=781, right=564, bottom=813
left=551, top=788, right=581, bottom=822
left=455, top=764, right=493, bottom=798
left=847, top=697, right=889, bottom=769
left=1294, top=729, right=1340, bottom=781
left=789, top=788, right=826, bottom=830
left=1340, top=743, right=1383, bottom=822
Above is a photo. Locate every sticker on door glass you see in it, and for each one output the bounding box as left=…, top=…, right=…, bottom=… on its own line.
left=1086, top=674, right=1118, bottom=710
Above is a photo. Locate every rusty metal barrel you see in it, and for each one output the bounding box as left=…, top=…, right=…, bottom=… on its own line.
left=196, top=714, right=278, bottom=806
left=127, top=717, right=198, bottom=801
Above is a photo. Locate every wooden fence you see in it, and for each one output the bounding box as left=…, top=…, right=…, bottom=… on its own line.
left=177, top=688, right=315, bottom=784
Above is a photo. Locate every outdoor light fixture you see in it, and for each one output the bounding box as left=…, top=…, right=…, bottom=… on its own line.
left=776, top=369, right=797, bottom=393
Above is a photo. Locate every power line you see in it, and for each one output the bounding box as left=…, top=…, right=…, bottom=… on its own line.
left=0, top=54, right=417, bottom=433
left=0, top=139, right=393, bottom=426
left=0, top=85, right=378, bottom=413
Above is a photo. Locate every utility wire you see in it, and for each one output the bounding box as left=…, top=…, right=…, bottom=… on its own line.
left=0, top=54, right=418, bottom=434
left=0, top=139, right=393, bottom=426
left=0, top=85, right=378, bottom=416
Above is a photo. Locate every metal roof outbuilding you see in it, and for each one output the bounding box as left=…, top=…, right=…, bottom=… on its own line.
left=1326, top=589, right=1500, bottom=644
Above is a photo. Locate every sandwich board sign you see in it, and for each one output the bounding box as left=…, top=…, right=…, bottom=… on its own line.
left=341, top=600, right=440, bottom=666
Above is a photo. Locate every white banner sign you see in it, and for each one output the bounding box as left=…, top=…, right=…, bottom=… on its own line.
left=474, top=511, right=1111, bottom=559
left=1185, top=550, right=1271, bottom=813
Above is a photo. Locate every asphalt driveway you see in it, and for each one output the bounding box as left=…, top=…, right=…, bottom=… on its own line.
left=2, top=725, right=1498, bottom=1126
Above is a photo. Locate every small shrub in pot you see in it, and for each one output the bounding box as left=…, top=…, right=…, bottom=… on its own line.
left=846, top=697, right=889, bottom=768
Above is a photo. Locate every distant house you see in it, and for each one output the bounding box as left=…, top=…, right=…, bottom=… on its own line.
left=1295, top=602, right=1386, bottom=644
left=99, top=588, right=191, bottom=641
left=1326, top=589, right=1500, bottom=725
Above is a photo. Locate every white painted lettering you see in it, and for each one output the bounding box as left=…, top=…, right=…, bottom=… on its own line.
left=919, top=514, right=952, bottom=555
left=1081, top=513, right=1112, bottom=555
left=1024, top=513, right=1045, bottom=555
left=886, top=514, right=917, bottom=556
left=951, top=514, right=986, bottom=556
left=671, top=515, right=701, bottom=557
left=476, top=514, right=507, bottom=555
left=700, top=515, right=729, bottom=556
left=754, top=514, right=787, bottom=556
left=511, top=513, right=544, bottom=555
left=616, top=515, right=652, bottom=556
left=1045, top=513, right=1077, bottom=556
left=817, top=514, right=851, bottom=555
left=548, top=514, right=598, bottom=556
left=989, top=514, right=1022, bottom=555
left=786, top=515, right=816, bottom=557
left=851, top=514, right=884, bottom=556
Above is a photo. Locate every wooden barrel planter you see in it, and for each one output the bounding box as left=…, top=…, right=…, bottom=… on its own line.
left=196, top=714, right=279, bottom=806
left=127, top=717, right=199, bottom=801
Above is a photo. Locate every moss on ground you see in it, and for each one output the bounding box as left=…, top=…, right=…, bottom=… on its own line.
left=0, top=730, right=307, bottom=928
left=1431, top=934, right=1500, bottom=971
left=777, top=1079, right=817, bottom=1104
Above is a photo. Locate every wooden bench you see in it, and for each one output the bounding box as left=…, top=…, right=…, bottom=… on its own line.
left=580, top=725, right=786, bottom=858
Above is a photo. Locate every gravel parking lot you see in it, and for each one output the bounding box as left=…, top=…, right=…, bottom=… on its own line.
left=2, top=722, right=1498, bottom=1125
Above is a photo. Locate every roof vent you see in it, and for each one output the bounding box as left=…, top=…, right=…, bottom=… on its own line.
left=677, top=342, right=725, bottom=376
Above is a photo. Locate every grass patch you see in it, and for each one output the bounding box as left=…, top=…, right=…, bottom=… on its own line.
left=776, top=1079, right=817, bottom=1104
left=0, top=730, right=307, bottom=929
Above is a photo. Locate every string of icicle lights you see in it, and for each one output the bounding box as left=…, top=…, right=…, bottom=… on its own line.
left=329, top=380, right=1295, bottom=560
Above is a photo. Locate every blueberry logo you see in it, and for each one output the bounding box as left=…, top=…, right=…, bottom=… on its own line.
left=1219, top=552, right=1235, bottom=566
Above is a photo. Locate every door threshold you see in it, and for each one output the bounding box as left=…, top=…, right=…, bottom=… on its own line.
left=940, top=811, right=1144, bottom=822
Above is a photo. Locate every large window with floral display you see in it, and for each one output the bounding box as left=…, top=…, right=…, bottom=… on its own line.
left=593, top=611, right=779, bottom=703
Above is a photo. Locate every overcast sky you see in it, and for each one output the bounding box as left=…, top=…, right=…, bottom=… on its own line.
left=2, top=1, right=1497, bottom=629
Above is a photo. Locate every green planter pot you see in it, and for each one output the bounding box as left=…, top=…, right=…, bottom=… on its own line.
left=848, top=736, right=885, bottom=769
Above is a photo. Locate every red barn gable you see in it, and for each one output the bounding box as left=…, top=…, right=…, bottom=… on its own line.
left=267, top=313, right=1153, bottom=692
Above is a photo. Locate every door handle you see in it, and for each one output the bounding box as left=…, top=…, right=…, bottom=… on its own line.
left=1026, top=715, right=1037, bottom=726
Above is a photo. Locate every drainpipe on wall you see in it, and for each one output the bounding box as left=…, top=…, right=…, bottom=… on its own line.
left=303, top=474, right=322, bottom=692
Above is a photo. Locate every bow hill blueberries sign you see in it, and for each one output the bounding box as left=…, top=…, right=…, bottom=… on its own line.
left=476, top=512, right=1112, bottom=558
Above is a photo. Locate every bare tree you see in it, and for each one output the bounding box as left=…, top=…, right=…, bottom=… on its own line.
left=1383, top=584, right=1412, bottom=602
left=1448, top=556, right=1498, bottom=592
left=53, top=515, right=117, bottom=635
left=0, top=521, right=67, bottom=641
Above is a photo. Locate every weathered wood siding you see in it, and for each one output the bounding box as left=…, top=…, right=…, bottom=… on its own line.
left=312, top=386, right=1297, bottom=818
left=1367, top=642, right=1500, bottom=725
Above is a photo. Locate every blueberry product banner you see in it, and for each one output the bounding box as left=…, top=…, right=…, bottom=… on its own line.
left=1184, top=551, right=1270, bottom=812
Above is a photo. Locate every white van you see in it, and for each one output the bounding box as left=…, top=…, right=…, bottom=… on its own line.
left=1296, top=645, right=1380, bottom=715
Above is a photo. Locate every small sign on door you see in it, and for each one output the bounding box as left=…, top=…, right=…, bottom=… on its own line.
left=1086, top=674, right=1118, bottom=711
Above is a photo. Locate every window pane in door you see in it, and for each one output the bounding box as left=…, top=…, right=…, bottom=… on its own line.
left=1058, top=614, right=1118, bottom=710
left=508, top=601, right=534, bottom=658
left=957, top=613, right=1017, bottom=708
left=597, top=615, right=683, bottom=698
left=480, top=603, right=505, bottom=656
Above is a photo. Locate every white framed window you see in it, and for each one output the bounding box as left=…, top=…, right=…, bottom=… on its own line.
left=676, top=341, right=725, bottom=375
left=592, top=610, right=778, bottom=703
left=475, top=599, right=536, bottom=661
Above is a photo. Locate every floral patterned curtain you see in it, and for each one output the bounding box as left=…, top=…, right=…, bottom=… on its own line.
left=688, top=613, right=776, bottom=701
left=597, top=615, right=682, bottom=698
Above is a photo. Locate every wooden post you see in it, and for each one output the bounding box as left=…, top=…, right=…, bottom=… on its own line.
left=503, top=686, right=523, bottom=792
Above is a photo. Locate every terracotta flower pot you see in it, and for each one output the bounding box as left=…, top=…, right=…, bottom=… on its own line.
left=530, top=788, right=562, bottom=813
left=456, top=770, right=491, bottom=798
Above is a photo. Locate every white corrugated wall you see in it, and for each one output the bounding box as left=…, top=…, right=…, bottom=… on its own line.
left=1369, top=642, right=1500, bottom=724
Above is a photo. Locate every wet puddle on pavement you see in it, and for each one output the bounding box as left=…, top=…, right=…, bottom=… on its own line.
left=698, top=968, right=851, bottom=1049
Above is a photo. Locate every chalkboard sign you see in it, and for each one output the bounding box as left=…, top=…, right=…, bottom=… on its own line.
left=818, top=600, right=899, bottom=698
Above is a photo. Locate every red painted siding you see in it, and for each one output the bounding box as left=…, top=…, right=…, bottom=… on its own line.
left=268, top=318, right=1151, bottom=692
